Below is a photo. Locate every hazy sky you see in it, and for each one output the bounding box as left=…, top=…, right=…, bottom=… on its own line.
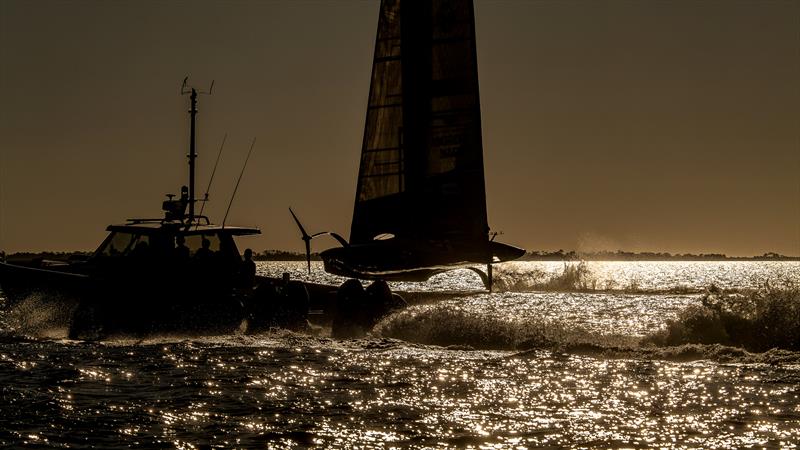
left=1, top=0, right=798, bottom=256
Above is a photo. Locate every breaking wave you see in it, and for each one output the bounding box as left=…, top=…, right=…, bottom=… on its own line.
left=490, top=261, right=700, bottom=294
left=644, top=284, right=800, bottom=352
left=375, top=284, right=800, bottom=364
left=492, top=261, right=602, bottom=293
left=375, top=304, right=636, bottom=351
left=490, top=261, right=797, bottom=295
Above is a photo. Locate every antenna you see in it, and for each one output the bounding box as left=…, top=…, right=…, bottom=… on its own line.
left=197, top=132, right=227, bottom=220
left=180, top=77, right=215, bottom=223
left=222, top=138, right=257, bottom=227
left=182, top=77, right=214, bottom=95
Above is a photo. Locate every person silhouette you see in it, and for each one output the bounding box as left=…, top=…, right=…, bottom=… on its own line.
left=130, top=240, right=150, bottom=261
left=194, top=238, right=213, bottom=261
left=240, top=248, right=256, bottom=287
left=174, top=235, right=190, bottom=260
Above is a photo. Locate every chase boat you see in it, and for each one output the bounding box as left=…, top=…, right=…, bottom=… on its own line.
left=0, top=84, right=401, bottom=339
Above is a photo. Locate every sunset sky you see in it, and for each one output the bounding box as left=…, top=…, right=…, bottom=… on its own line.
left=1, top=0, right=798, bottom=256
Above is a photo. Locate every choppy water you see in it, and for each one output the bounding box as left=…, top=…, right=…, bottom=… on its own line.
left=2, top=261, right=799, bottom=448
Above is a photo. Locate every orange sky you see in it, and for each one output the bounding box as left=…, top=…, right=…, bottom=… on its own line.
left=1, top=0, right=798, bottom=256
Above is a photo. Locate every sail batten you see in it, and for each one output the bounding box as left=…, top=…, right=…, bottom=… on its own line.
left=351, top=0, right=488, bottom=245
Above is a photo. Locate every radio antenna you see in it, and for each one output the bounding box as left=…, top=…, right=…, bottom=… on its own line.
left=197, top=132, right=227, bottom=220
left=222, top=137, right=256, bottom=227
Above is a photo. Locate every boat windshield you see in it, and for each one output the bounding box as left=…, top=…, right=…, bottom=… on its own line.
left=96, top=232, right=149, bottom=258
left=94, top=230, right=243, bottom=263
left=184, top=233, right=221, bottom=255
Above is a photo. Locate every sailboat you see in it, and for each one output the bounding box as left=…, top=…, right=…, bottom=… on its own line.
left=292, top=0, right=525, bottom=290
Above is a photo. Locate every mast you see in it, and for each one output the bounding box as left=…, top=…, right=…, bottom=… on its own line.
left=188, top=88, right=198, bottom=221
left=180, top=78, right=213, bottom=223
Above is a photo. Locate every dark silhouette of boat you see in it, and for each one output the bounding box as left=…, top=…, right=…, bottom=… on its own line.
left=1, top=0, right=525, bottom=339
left=0, top=84, right=337, bottom=339
left=292, top=0, right=525, bottom=291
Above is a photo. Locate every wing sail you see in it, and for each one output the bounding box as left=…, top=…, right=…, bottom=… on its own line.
left=351, top=0, right=488, bottom=247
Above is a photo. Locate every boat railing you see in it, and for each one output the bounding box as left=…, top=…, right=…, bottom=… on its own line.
left=125, top=216, right=211, bottom=226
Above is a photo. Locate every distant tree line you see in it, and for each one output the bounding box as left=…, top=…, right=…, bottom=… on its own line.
left=2, top=249, right=797, bottom=262
left=2, top=251, right=93, bottom=263
left=0, top=249, right=320, bottom=262
left=521, top=250, right=799, bottom=261
left=252, top=250, right=322, bottom=261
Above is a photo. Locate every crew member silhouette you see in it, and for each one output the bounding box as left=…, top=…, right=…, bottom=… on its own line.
left=174, top=235, right=190, bottom=260
left=194, top=238, right=213, bottom=261
left=240, top=248, right=256, bottom=287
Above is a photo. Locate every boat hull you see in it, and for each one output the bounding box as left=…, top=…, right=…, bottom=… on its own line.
left=319, top=239, right=526, bottom=282
left=0, top=261, right=90, bottom=304
left=0, top=261, right=328, bottom=338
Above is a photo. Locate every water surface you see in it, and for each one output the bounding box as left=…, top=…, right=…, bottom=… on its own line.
left=1, top=261, right=798, bottom=448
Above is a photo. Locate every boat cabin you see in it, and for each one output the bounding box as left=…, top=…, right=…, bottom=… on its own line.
left=94, top=222, right=260, bottom=260
left=93, top=221, right=260, bottom=267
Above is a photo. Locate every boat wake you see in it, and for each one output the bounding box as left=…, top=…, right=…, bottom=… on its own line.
left=3, top=281, right=798, bottom=366
left=4, top=293, right=77, bottom=339
left=489, top=261, right=797, bottom=295
left=644, top=284, right=800, bottom=353
left=373, top=304, right=637, bottom=351
left=492, top=261, right=603, bottom=293
left=374, top=285, right=800, bottom=364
